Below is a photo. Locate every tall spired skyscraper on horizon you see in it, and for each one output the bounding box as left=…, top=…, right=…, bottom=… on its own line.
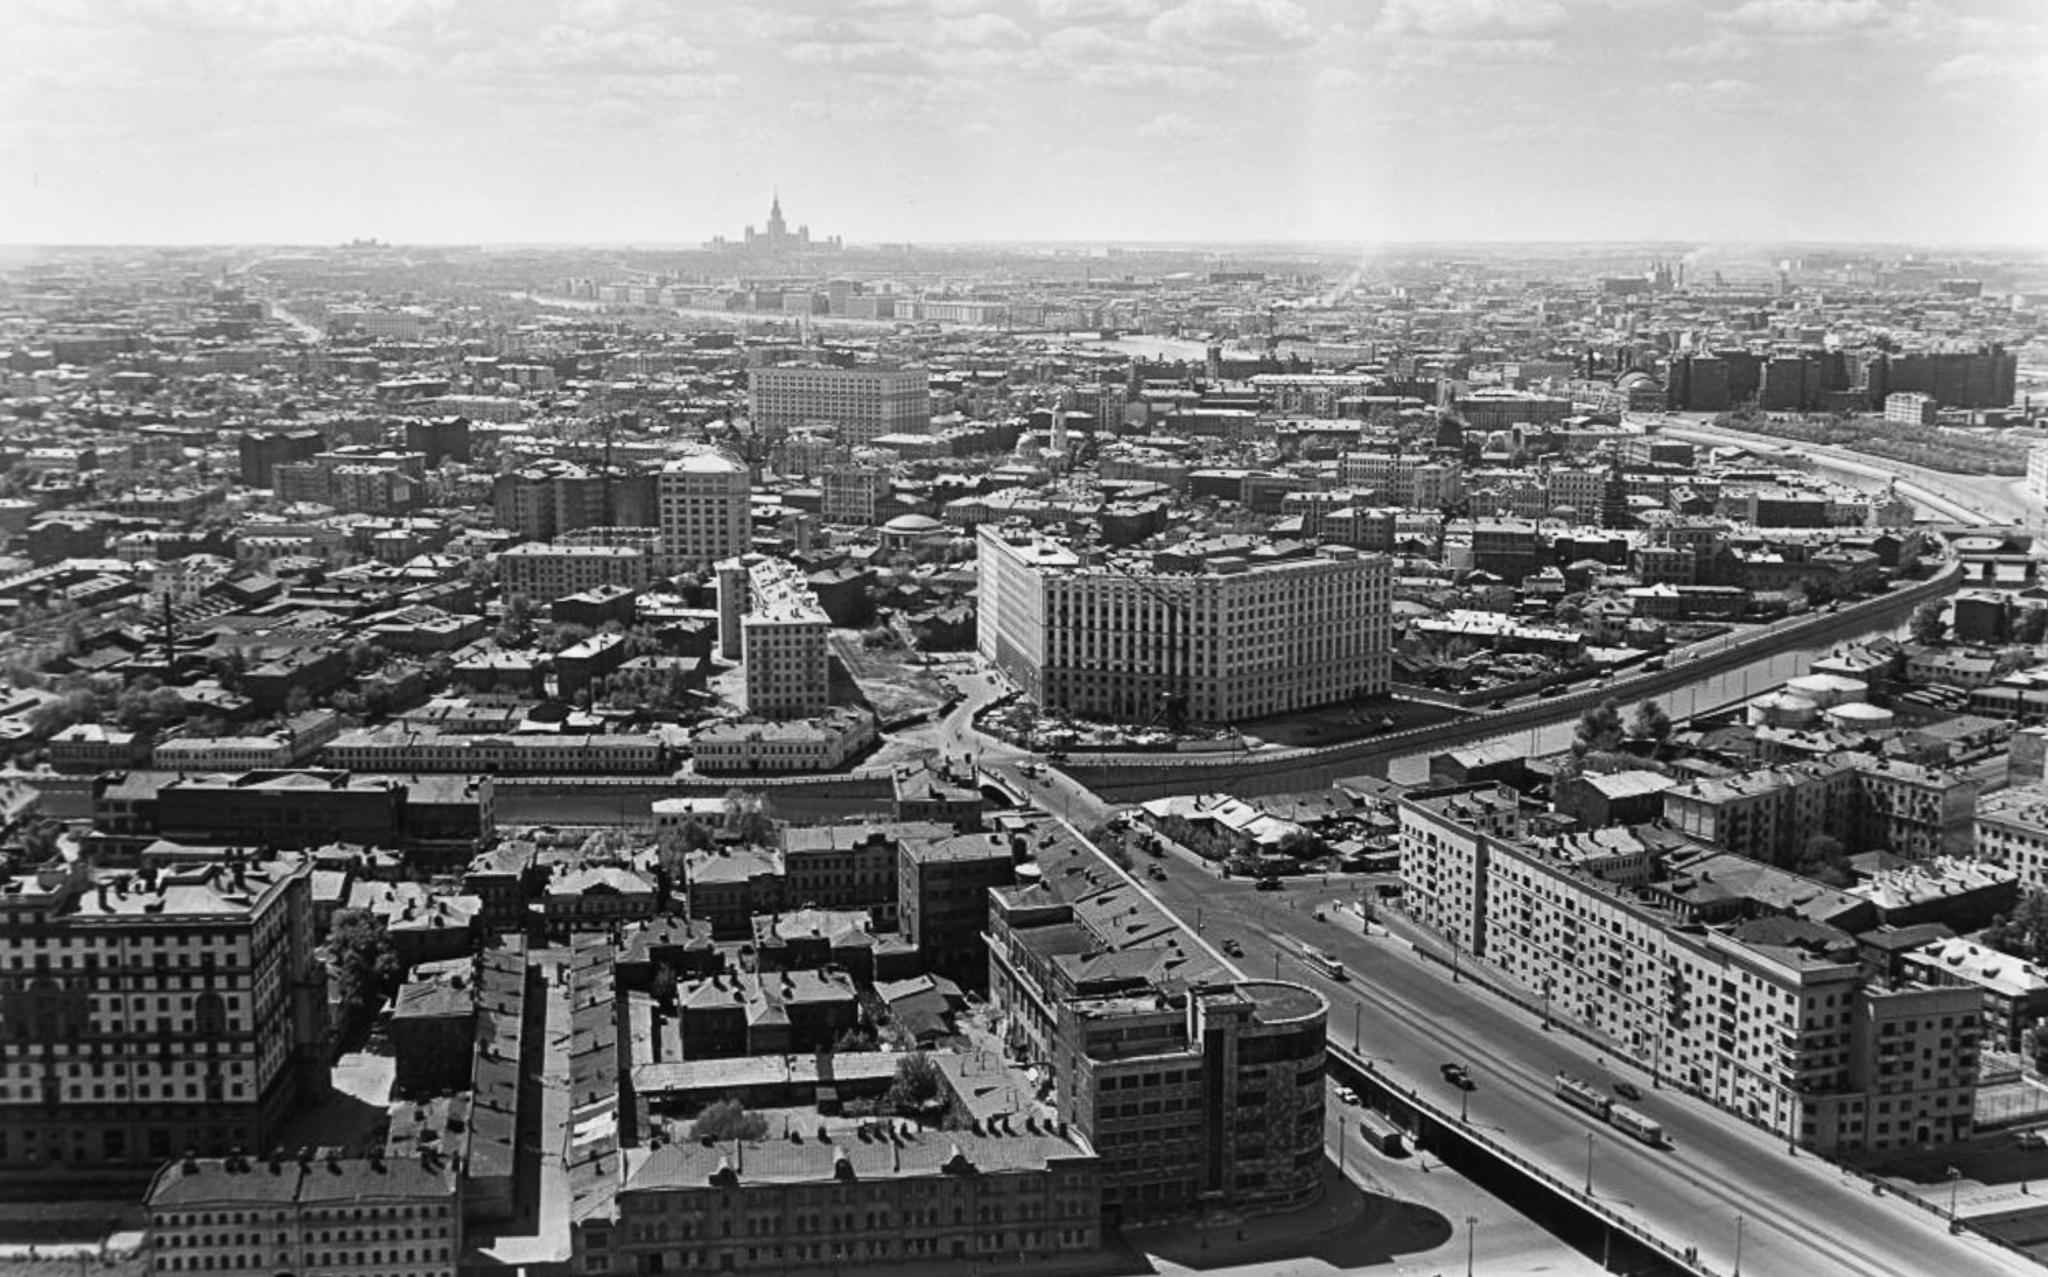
left=704, top=193, right=843, bottom=255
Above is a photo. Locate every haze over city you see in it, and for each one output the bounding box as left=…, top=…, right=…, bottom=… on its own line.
left=6, top=0, right=2045, bottom=246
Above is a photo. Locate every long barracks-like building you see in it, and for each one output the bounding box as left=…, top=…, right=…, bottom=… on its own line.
left=976, top=524, right=1393, bottom=725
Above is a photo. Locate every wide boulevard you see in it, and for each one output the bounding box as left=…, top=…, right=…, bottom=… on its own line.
left=1135, top=859, right=2039, bottom=1277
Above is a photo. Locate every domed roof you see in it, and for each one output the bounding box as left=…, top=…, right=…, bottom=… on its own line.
left=1615, top=370, right=1662, bottom=391
left=883, top=513, right=943, bottom=534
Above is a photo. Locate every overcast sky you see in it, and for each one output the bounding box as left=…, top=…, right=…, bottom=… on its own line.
left=5, top=0, right=2043, bottom=246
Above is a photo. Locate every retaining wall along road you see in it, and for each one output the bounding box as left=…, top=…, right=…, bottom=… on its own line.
left=1062, top=559, right=1963, bottom=802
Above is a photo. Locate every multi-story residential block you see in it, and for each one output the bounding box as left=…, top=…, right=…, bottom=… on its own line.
left=572, top=1125, right=1099, bottom=1276
left=976, top=526, right=1392, bottom=725
left=496, top=543, right=649, bottom=603
left=94, top=770, right=495, bottom=860
left=0, top=855, right=327, bottom=1173
left=897, top=830, right=1015, bottom=989
left=779, top=820, right=950, bottom=928
left=657, top=452, right=750, bottom=569
left=1399, top=790, right=1982, bottom=1155
left=1663, top=754, right=1978, bottom=865
left=735, top=556, right=830, bottom=718
left=690, top=709, right=876, bottom=775
left=144, top=1149, right=460, bottom=1277
left=1975, top=783, right=2048, bottom=892
left=748, top=364, right=931, bottom=444
left=1902, top=936, right=2048, bottom=1054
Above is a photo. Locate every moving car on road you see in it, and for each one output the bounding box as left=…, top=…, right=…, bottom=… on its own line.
left=1441, top=1062, right=1474, bottom=1090
left=1613, top=1080, right=1643, bottom=1102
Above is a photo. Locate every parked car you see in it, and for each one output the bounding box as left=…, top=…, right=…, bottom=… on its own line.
left=1334, top=1085, right=1359, bottom=1106
left=1255, top=877, right=1284, bottom=892
left=1440, top=1062, right=1474, bottom=1090
left=1221, top=939, right=1244, bottom=958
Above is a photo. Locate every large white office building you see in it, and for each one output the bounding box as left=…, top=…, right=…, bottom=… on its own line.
left=976, top=526, right=1393, bottom=724
left=748, top=365, right=931, bottom=444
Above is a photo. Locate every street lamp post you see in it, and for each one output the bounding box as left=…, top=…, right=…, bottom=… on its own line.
left=1465, top=1215, right=1478, bottom=1277
left=1353, top=1002, right=1361, bottom=1051
left=1460, top=1084, right=1470, bottom=1124
left=1541, top=978, right=1553, bottom=1032
left=1949, top=1165, right=1963, bottom=1222
left=1733, top=1214, right=1744, bottom=1277
left=1584, top=1132, right=1594, bottom=1195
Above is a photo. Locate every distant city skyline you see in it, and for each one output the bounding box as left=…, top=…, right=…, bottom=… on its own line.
left=5, top=0, right=2044, bottom=247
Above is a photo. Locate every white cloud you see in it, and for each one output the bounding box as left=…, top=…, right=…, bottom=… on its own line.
left=254, top=33, right=423, bottom=76
left=1036, top=0, right=1161, bottom=19
left=1723, top=0, right=1886, bottom=37
left=1146, top=0, right=1313, bottom=52
left=936, top=12, right=1030, bottom=45
left=1314, top=65, right=1365, bottom=89
left=1376, top=0, right=1568, bottom=37
left=1136, top=110, right=1201, bottom=139
left=1927, top=50, right=2048, bottom=88
left=1043, top=24, right=1137, bottom=61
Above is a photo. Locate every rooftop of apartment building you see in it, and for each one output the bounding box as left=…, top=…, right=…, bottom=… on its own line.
left=619, top=1121, right=1089, bottom=1194
left=1847, top=856, right=2017, bottom=913
left=1976, top=781, right=2048, bottom=831
left=1, top=854, right=306, bottom=919
left=1908, top=936, right=2048, bottom=999
left=746, top=556, right=827, bottom=623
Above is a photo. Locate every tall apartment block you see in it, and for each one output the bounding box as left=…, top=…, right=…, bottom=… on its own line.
left=657, top=452, right=750, bottom=570
left=976, top=525, right=1393, bottom=724
left=748, top=365, right=931, bottom=444
left=896, top=830, right=1015, bottom=989
left=0, top=855, right=328, bottom=1173
left=724, top=556, right=830, bottom=718
left=1399, top=788, right=1981, bottom=1155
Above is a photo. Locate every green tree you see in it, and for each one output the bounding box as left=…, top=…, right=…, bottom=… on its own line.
left=1986, top=892, right=2048, bottom=966
left=1573, top=698, right=1625, bottom=754
left=1629, top=699, right=1674, bottom=745
left=1794, top=833, right=1850, bottom=885
left=326, top=908, right=401, bottom=1037
left=1909, top=600, right=1948, bottom=646
left=884, top=1052, right=946, bottom=1116
left=494, top=595, right=534, bottom=648
left=1277, top=830, right=1331, bottom=862
left=690, top=1098, right=768, bottom=1143
left=723, top=790, right=776, bottom=845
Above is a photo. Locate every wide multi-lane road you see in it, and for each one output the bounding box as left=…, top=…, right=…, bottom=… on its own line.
left=1144, top=863, right=2039, bottom=1277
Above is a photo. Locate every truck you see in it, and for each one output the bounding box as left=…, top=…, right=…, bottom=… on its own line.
left=1555, top=1071, right=1613, bottom=1121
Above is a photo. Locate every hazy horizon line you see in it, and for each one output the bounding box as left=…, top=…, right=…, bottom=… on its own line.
left=5, top=235, right=2045, bottom=255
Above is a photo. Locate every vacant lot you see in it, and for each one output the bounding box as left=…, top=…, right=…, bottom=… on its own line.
left=830, top=632, right=952, bottom=727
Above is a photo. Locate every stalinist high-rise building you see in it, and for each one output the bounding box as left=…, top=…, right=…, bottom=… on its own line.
left=704, top=193, right=843, bottom=255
